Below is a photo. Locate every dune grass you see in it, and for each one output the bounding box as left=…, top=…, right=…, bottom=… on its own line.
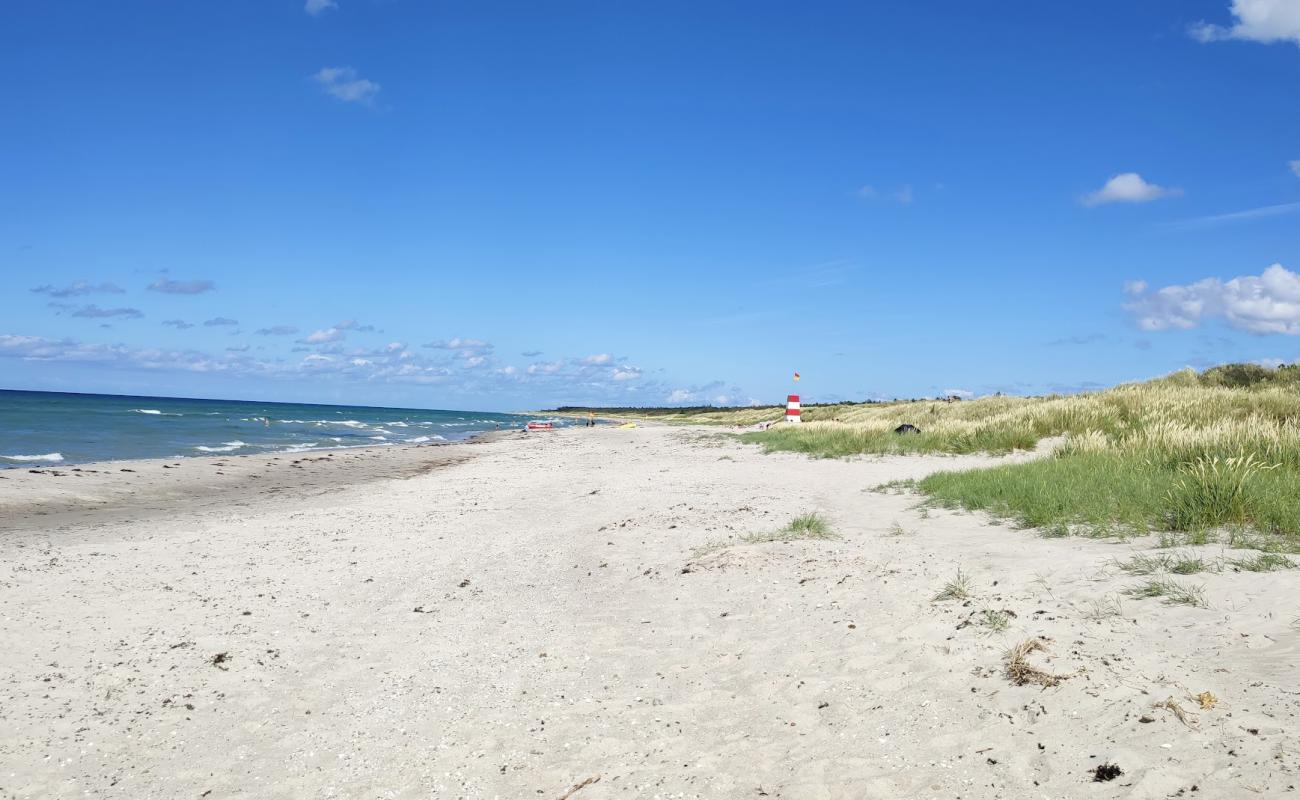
left=633, top=365, right=1300, bottom=543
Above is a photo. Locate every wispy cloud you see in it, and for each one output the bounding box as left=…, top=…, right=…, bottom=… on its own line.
left=148, top=278, right=215, bottom=295
left=203, top=317, right=239, bottom=327
left=1081, top=173, right=1180, bottom=206
left=31, top=281, right=123, bottom=298
left=305, top=0, right=337, bottom=16
left=1166, top=201, right=1300, bottom=230
left=1124, top=262, right=1300, bottom=334
left=1046, top=333, right=1107, bottom=347
left=71, top=305, right=143, bottom=319
left=300, top=319, right=376, bottom=344
left=521, top=350, right=543, bottom=357
left=313, top=67, right=380, bottom=104
left=857, top=184, right=915, bottom=205
left=1290, top=160, right=1300, bottom=178
left=424, top=337, right=493, bottom=351
left=581, top=353, right=613, bottom=365
left=1191, top=0, right=1300, bottom=47
left=254, top=325, right=299, bottom=336
left=162, top=319, right=194, bottom=329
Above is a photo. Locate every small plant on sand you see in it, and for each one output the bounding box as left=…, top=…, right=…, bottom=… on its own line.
left=869, top=478, right=916, bottom=494
left=1118, top=551, right=1218, bottom=576
left=932, top=569, right=973, bottom=602
left=1004, top=637, right=1069, bottom=687
left=1116, top=552, right=1171, bottom=575
left=886, top=521, right=912, bottom=537
left=1083, top=594, right=1125, bottom=621
left=1229, top=552, right=1295, bottom=572
left=980, top=609, right=1012, bottom=633
left=1125, top=578, right=1207, bottom=608
left=691, top=512, right=836, bottom=556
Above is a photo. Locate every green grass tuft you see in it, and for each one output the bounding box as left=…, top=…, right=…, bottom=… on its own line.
left=1124, top=579, right=1208, bottom=608
left=1228, top=552, right=1295, bottom=572
left=933, top=569, right=973, bottom=602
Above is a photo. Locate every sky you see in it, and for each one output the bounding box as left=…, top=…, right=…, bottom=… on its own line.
left=2, top=0, right=1299, bottom=411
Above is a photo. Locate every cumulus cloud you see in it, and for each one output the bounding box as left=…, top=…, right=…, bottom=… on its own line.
left=255, top=325, right=299, bottom=336
left=1191, top=0, right=1300, bottom=46
left=313, top=67, right=380, bottom=104
left=162, top=319, right=194, bottom=329
left=203, top=317, right=239, bottom=327
left=71, top=305, right=143, bottom=319
left=31, top=281, right=123, bottom=298
left=305, top=0, right=337, bottom=15
left=582, top=353, right=613, bottom=365
left=1082, top=173, right=1180, bottom=206
left=1291, top=160, right=1300, bottom=178
left=148, top=278, right=215, bottom=295
left=1124, top=263, right=1300, bottom=334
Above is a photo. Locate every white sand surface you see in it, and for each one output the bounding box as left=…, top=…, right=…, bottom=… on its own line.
left=2, top=426, right=1297, bottom=799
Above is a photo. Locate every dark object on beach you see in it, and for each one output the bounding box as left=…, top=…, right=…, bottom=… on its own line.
left=211, top=651, right=230, bottom=670
left=1092, top=763, right=1123, bottom=782
left=894, top=424, right=921, bottom=435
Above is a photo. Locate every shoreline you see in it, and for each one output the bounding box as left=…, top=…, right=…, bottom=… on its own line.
left=0, top=430, right=522, bottom=539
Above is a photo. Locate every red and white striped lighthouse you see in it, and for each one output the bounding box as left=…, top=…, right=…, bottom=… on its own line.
left=785, top=394, right=801, bottom=423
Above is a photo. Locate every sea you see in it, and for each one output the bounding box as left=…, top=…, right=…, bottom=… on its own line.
left=0, top=389, right=552, bottom=468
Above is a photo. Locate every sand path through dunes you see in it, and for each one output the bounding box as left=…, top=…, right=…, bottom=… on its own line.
left=2, top=427, right=1296, bottom=799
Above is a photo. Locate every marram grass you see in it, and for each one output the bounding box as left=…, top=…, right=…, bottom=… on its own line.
left=643, top=366, right=1300, bottom=541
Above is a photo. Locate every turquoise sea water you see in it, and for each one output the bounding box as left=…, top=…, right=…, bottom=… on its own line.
left=0, top=390, right=548, bottom=468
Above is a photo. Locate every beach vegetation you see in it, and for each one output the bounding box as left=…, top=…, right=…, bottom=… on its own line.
left=932, top=569, right=973, bottom=602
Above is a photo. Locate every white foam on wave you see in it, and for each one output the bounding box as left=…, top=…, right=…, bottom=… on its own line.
left=194, top=440, right=248, bottom=453
left=389, top=421, right=409, bottom=427
left=132, top=408, right=163, bottom=415
left=2, top=452, right=64, bottom=463
left=405, top=435, right=446, bottom=444
left=280, top=442, right=320, bottom=453
left=369, top=435, right=387, bottom=441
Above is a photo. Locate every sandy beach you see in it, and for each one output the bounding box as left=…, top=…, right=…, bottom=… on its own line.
left=2, top=426, right=1297, bottom=799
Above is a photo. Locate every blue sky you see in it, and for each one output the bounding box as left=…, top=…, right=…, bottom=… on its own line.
left=3, top=1, right=1299, bottom=410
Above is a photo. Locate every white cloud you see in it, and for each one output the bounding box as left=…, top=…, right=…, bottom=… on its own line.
left=1191, top=0, right=1300, bottom=46
left=527, top=360, right=565, bottom=375
left=1291, top=160, right=1300, bottom=178
left=203, top=317, right=238, bottom=327
left=255, top=325, right=298, bottom=336
left=611, top=367, right=642, bottom=381
left=305, top=327, right=344, bottom=344
left=1124, top=263, right=1300, bottom=334
left=313, top=67, right=380, bottom=104
left=1082, top=173, right=1180, bottom=206
left=943, top=388, right=975, bottom=399
left=305, top=0, right=337, bottom=16
left=895, top=184, right=914, bottom=204
left=582, top=353, right=613, bottom=365
left=1123, top=280, right=1148, bottom=295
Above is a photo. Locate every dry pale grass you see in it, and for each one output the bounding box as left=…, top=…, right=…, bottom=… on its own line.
left=1003, top=637, right=1070, bottom=687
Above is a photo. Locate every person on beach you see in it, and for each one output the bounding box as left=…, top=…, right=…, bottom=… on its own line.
left=587, top=412, right=596, bottom=428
